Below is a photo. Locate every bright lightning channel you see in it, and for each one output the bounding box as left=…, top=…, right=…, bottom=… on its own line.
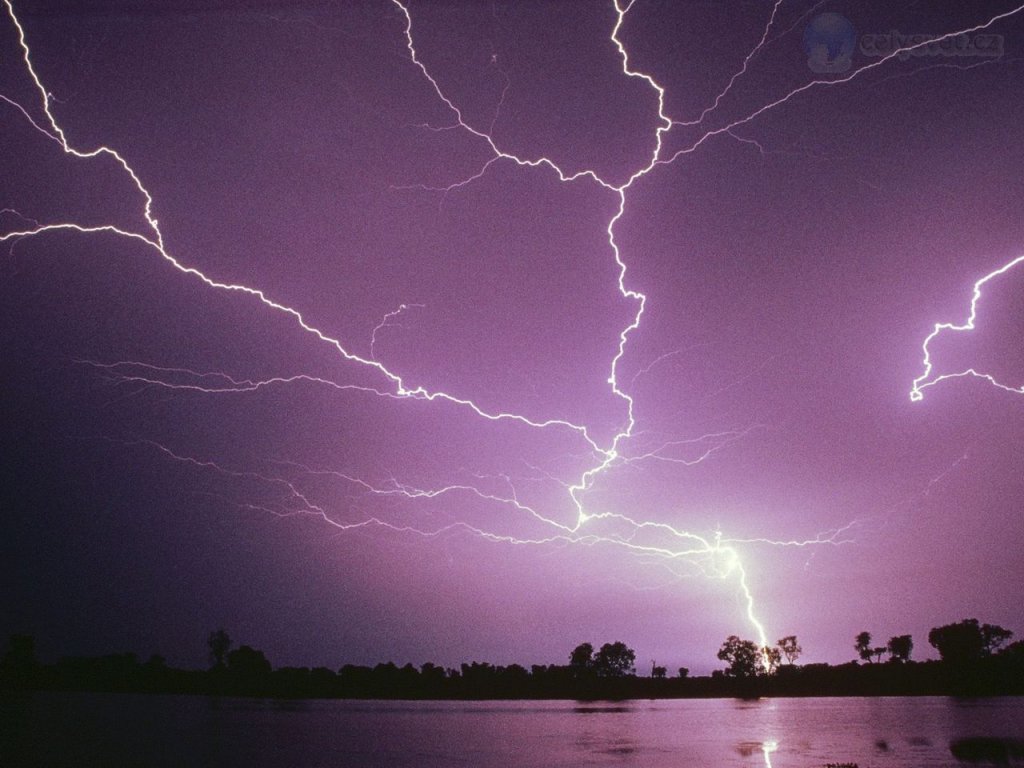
left=0, top=0, right=605, bottom=452
left=911, top=254, right=1024, bottom=401
left=8, top=0, right=1015, bottom=653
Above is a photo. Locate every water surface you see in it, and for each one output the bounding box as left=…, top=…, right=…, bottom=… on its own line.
left=3, top=693, right=1022, bottom=767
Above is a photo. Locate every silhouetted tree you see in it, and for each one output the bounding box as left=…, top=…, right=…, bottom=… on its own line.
left=226, top=645, right=271, bottom=676
left=569, top=642, right=594, bottom=673
left=310, top=667, right=337, bottom=687
left=1, top=634, right=38, bottom=689
left=928, top=619, right=1013, bottom=666
left=594, top=641, right=636, bottom=677
left=420, top=662, right=445, bottom=688
left=777, top=635, right=802, bottom=665
left=982, top=624, right=1013, bottom=653
left=718, top=635, right=760, bottom=678
left=9, top=625, right=1023, bottom=699
left=505, top=663, right=528, bottom=679
left=365, top=661, right=416, bottom=694
left=2, top=635, right=37, bottom=672
left=338, top=663, right=374, bottom=693
left=887, top=635, right=913, bottom=663
left=854, top=631, right=873, bottom=663
left=207, top=629, right=232, bottom=669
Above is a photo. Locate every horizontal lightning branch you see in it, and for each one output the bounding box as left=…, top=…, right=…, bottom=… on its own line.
left=911, top=254, right=1024, bottom=400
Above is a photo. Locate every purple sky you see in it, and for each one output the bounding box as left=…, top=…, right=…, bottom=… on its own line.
left=2, top=0, right=1024, bottom=676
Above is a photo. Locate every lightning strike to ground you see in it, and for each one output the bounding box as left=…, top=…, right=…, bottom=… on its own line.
left=4, top=0, right=1019, bottom=659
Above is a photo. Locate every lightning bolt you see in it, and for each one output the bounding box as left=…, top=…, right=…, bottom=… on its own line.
left=6, top=0, right=1020, bottom=662
left=78, top=359, right=403, bottom=400
left=369, top=303, right=425, bottom=362
left=911, top=254, right=1024, bottom=401
left=672, top=0, right=785, bottom=128
left=654, top=4, right=1024, bottom=164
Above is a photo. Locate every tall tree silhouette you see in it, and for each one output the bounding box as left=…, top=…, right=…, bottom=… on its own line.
left=1, top=634, right=38, bottom=689
left=928, top=619, right=1012, bottom=665
left=887, top=634, right=913, bottom=663
left=717, top=636, right=760, bottom=678
left=226, top=645, right=271, bottom=676
left=207, top=629, right=232, bottom=669
left=854, top=631, right=873, bottom=662
left=777, top=635, right=802, bottom=665
left=594, top=642, right=636, bottom=677
left=569, top=642, right=594, bottom=675
left=1, top=635, right=37, bottom=672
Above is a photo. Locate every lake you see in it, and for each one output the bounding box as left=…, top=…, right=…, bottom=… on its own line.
left=2, top=693, right=1023, bottom=766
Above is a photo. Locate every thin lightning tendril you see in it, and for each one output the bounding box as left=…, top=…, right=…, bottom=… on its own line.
left=370, top=302, right=425, bottom=361
left=673, top=0, right=785, bottom=128
left=911, top=254, right=1024, bottom=401
left=655, top=4, right=1024, bottom=165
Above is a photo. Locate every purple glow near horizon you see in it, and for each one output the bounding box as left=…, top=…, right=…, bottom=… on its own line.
left=2, top=0, right=1024, bottom=675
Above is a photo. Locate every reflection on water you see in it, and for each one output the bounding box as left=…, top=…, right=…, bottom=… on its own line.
left=950, top=737, right=1024, bottom=764
left=735, top=739, right=777, bottom=768
left=572, top=705, right=634, bottom=714
left=2, top=692, right=1022, bottom=767
left=736, top=740, right=766, bottom=757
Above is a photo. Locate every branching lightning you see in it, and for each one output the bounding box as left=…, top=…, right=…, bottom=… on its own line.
left=911, top=254, right=1024, bottom=401
left=370, top=303, right=425, bottom=361
left=79, top=359, right=403, bottom=400
left=5, top=0, right=1022, bottom=660
left=672, top=0, right=785, bottom=129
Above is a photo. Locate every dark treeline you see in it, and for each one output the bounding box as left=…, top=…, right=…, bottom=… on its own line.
left=2, top=619, right=1022, bottom=700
